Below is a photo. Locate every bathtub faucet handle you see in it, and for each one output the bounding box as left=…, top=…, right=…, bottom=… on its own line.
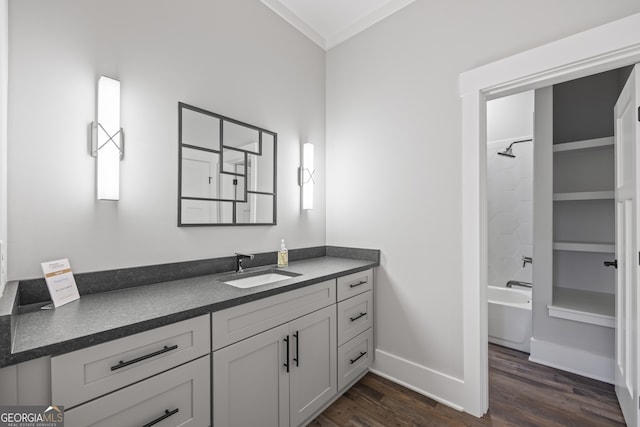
left=522, top=256, right=533, bottom=268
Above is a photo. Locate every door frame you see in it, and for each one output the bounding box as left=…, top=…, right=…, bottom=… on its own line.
left=459, top=13, right=640, bottom=417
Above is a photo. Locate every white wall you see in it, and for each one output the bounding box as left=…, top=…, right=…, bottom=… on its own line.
left=486, top=91, right=534, bottom=287
left=326, top=0, right=640, bottom=407
left=0, top=0, right=7, bottom=296
left=487, top=91, right=533, bottom=142
left=7, top=0, right=326, bottom=280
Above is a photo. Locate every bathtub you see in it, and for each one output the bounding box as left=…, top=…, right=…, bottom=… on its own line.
left=488, top=285, right=532, bottom=353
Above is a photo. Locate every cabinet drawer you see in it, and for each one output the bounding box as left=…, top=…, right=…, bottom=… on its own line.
left=337, top=291, right=373, bottom=346
left=52, top=315, right=210, bottom=409
left=65, top=355, right=209, bottom=427
left=337, top=269, right=372, bottom=301
left=337, top=328, right=373, bottom=392
left=212, top=280, right=336, bottom=350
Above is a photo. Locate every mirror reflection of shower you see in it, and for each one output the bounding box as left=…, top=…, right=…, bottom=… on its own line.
left=486, top=90, right=534, bottom=354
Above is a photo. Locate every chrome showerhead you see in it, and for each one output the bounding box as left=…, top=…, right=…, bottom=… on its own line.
left=497, top=146, right=515, bottom=158
left=497, top=138, right=532, bottom=158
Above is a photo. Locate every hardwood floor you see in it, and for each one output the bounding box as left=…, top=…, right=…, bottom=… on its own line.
left=310, top=344, right=626, bottom=426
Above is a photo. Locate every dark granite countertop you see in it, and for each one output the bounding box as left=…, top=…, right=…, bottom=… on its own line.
left=0, top=249, right=378, bottom=368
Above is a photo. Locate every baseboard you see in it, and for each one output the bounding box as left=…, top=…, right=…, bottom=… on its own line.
left=371, top=348, right=465, bottom=411
left=488, top=336, right=530, bottom=353
left=529, top=337, right=614, bottom=384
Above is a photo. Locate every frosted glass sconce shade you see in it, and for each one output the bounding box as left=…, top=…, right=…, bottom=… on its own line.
left=300, top=142, right=314, bottom=210
left=91, top=76, right=124, bottom=201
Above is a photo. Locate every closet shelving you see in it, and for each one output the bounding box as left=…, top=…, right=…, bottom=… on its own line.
left=553, top=191, right=614, bottom=201
left=547, top=136, right=615, bottom=327
left=548, top=288, right=615, bottom=328
left=551, top=136, right=614, bottom=152
left=552, top=241, right=615, bottom=253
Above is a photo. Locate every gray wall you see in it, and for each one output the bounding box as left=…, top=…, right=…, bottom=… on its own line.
left=553, top=68, right=631, bottom=143
left=326, top=0, right=640, bottom=388
left=7, top=0, right=326, bottom=280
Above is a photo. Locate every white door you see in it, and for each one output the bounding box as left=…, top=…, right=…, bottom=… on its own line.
left=288, top=305, right=337, bottom=427
left=212, top=323, right=290, bottom=427
left=182, top=157, right=213, bottom=223
left=614, top=64, right=640, bottom=427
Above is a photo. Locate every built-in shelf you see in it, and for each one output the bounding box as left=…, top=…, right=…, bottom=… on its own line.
left=548, top=287, right=615, bottom=328
left=553, top=191, right=615, bottom=201
left=553, top=136, right=614, bottom=153
left=553, top=241, right=615, bottom=253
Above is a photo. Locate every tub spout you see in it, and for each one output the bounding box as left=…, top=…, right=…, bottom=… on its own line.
left=506, top=280, right=532, bottom=289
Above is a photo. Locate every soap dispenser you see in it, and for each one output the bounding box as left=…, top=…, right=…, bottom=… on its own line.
left=277, top=239, right=288, bottom=268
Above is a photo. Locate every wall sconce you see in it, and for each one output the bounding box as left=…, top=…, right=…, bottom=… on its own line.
left=299, top=142, right=314, bottom=210
left=91, top=76, right=124, bottom=201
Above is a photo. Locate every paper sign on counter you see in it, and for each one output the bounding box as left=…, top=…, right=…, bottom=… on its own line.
left=41, top=258, right=80, bottom=308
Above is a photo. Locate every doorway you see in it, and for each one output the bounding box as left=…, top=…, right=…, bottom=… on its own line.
left=484, top=67, right=636, bottom=423
left=459, top=13, right=640, bottom=419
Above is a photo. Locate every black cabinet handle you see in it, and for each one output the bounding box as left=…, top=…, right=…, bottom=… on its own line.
left=349, top=312, right=367, bottom=322
left=349, top=280, right=368, bottom=288
left=604, top=260, right=618, bottom=269
left=293, top=331, right=300, bottom=367
left=111, top=345, right=178, bottom=371
left=142, top=408, right=179, bottom=427
left=284, top=336, right=290, bottom=372
left=350, top=351, right=367, bottom=365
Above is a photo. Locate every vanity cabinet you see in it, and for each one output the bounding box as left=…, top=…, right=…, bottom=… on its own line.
left=211, top=280, right=336, bottom=351
left=51, top=315, right=210, bottom=427
left=0, top=263, right=376, bottom=427
left=336, top=270, right=373, bottom=392
left=211, top=270, right=374, bottom=427
left=213, top=304, right=336, bottom=427
left=51, top=314, right=210, bottom=409
left=212, top=279, right=338, bottom=427
left=64, top=356, right=209, bottom=426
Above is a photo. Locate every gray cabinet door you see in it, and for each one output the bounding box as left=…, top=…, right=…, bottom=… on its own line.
left=288, top=305, right=337, bottom=427
left=213, top=323, right=290, bottom=427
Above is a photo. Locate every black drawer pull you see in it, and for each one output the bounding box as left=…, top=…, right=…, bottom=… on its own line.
left=293, top=331, right=300, bottom=367
left=349, top=312, right=367, bottom=322
left=350, top=351, right=367, bottom=365
left=284, top=336, right=290, bottom=372
left=111, top=345, right=178, bottom=371
left=142, top=408, right=179, bottom=427
left=349, top=280, right=368, bottom=288
left=604, top=260, right=618, bottom=269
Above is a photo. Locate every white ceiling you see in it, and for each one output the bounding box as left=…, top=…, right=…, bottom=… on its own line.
left=261, top=0, right=416, bottom=50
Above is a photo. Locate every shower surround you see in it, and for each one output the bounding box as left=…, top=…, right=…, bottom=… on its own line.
left=487, top=138, right=533, bottom=287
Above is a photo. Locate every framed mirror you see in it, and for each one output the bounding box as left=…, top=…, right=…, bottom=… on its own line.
left=178, top=103, right=277, bottom=226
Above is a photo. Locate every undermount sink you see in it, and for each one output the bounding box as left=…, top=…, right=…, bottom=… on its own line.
left=222, top=270, right=300, bottom=289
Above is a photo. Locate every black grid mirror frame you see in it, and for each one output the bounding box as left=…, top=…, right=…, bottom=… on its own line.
left=178, top=102, right=277, bottom=226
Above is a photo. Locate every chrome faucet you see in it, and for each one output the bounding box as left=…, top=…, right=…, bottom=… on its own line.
left=522, top=256, right=533, bottom=267
left=506, top=280, right=532, bottom=289
left=235, top=253, right=254, bottom=273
